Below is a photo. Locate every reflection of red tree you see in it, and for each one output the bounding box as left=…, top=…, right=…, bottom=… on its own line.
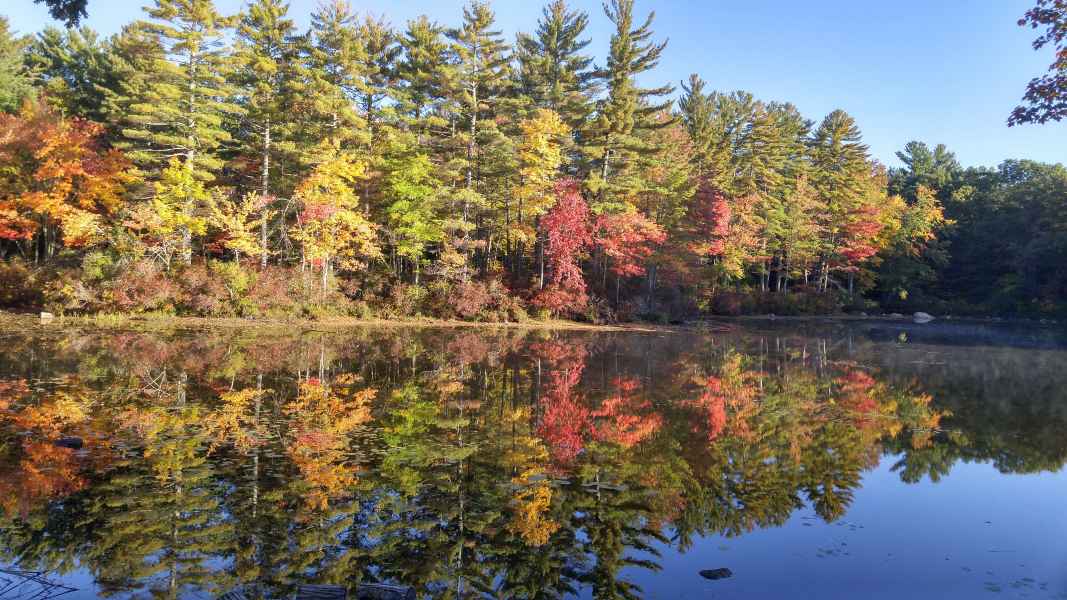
left=284, top=376, right=374, bottom=514
left=447, top=332, right=493, bottom=366
left=836, top=369, right=878, bottom=427
left=696, top=377, right=728, bottom=442
left=591, top=377, right=662, bottom=448
left=532, top=341, right=590, bottom=464
left=0, top=380, right=97, bottom=517
left=688, top=354, right=760, bottom=443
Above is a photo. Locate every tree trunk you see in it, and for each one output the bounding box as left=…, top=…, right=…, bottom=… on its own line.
left=260, top=118, right=271, bottom=268
left=321, top=258, right=329, bottom=299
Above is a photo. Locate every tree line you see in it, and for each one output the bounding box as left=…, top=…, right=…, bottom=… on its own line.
left=1, top=0, right=1065, bottom=321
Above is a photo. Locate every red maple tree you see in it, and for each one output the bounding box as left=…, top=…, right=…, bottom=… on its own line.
left=533, top=179, right=592, bottom=315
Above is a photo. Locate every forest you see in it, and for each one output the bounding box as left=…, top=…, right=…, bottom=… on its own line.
left=1, top=0, right=1066, bottom=322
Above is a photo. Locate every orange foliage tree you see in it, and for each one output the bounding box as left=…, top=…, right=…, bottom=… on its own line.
left=0, top=99, right=128, bottom=255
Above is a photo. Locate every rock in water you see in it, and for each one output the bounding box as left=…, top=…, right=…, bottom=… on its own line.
left=913, top=312, right=935, bottom=324
left=40, top=311, right=54, bottom=324
left=55, top=436, right=83, bottom=449
left=699, top=568, right=733, bottom=580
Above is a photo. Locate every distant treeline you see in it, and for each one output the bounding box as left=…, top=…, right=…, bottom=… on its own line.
left=1, top=0, right=1064, bottom=321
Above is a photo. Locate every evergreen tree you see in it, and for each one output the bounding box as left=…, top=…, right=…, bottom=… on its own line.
left=33, top=0, right=89, bottom=28
left=354, top=15, right=401, bottom=138
left=447, top=1, right=512, bottom=196
left=447, top=1, right=513, bottom=278
left=890, top=141, right=960, bottom=201
left=515, top=0, right=597, bottom=135
left=121, top=0, right=241, bottom=178
left=809, top=109, right=877, bottom=292
left=120, top=0, right=242, bottom=264
left=300, top=0, right=368, bottom=150
left=24, top=26, right=122, bottom=124
left=0, top=17, right=34, bottom=114
left=591, top=0, right=673, bottom=209
left=396, top=16, right=451, bottom=131
left=232, top=0, right=300, bottom=266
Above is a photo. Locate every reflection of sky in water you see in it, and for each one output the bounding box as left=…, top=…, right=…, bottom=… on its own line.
left=0, top=322, right=1065, bottom=599
left=623, top=458, right=1067, bottom=599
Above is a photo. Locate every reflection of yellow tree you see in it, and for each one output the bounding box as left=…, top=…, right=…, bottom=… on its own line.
left=501, top=407, right=559, bottom=547
left=205, top=387, right=266, bottom=453
left=283, top=374, right=374, bottom=514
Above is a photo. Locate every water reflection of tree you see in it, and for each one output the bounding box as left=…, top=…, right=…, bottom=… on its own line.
left=0, top=328, right=1063, bottom=598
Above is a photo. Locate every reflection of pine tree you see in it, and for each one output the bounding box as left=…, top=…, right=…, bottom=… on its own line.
left=361, top=381, right=489, bottom=597
left=572, top=445, right=666, bottom=600
left=89, top=385, right=232, bottom=598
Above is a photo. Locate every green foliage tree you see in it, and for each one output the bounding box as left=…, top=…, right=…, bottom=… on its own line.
left=0, top=17, right=34, bottom=114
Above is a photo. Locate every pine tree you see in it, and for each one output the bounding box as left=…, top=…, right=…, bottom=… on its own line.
left=447, top=1, right=513, bottom=278
left=121, top=0, right=241, bottom=178
left=678, top=74, right=715, bottom=172
left=299, top=0, right=368, bottom=150
left=809, top=109, right=873, bottom=292
left=120, top=0, right=242, bottom=264
left=102, top=21, right=164, bottom=136
left=515, top=0, right=597, bottom=135
left=591, top=0, right=673, bottom=208
left=354, top=15, right=401, bottom=137
left=232, top=0, right=300, bottom=266
left=24, top=26, right=122, bottom=124
left=396, top=16, right=451, bottom=130
left=33, top=0, right=89, bottom=28
left=0, top=17, right=34, bottom=113
left=448, top=1, right=512, bottom=196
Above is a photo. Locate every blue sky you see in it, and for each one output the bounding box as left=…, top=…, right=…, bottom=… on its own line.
left=5, top=0, right=1064, bottom=168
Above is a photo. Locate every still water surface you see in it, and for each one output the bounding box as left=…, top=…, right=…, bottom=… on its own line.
left=0, top=320, right=1065, bottom=599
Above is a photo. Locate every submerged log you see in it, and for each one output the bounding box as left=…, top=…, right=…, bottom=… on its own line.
left=355, top=583, right=416, bottom=600
left=298, top=585, right=346, bottom=600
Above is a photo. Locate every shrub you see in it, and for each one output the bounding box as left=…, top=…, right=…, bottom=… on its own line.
left=43, top=271, right=99, bottom=314
left=210, top=261, right=256, bottom=316
left=424, top=280, right=455, bottom=318
left=0, top=260, right=44, bottom=309
left=710, top=291, right=744, bottom=316
left=383, top=283, right=426, bottom=317
left=81, top=251, right=117, bottom=282
left=454, top=281, right=492, bottom=320
left=109, top=260, right=182, bottom=313
left=247, top=266, right=298, bottom=318
left=584, top=296, right=615, bottom=324
left=178, top=263, right=229, bottom=316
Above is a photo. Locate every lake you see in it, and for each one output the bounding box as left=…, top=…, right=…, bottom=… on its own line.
left=0, top=319, right=1065, bottom=599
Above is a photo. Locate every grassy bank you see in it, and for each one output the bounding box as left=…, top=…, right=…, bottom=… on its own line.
left=0, top=310, right=677, bottom=334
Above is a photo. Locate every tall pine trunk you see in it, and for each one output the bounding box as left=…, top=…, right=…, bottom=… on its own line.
left=260, top=117, right=271, bottom=268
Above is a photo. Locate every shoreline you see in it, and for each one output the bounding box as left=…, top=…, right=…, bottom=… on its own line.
left=0, top=311, right=683, bottom=334
left=2, top=311, right=1060, bottom=337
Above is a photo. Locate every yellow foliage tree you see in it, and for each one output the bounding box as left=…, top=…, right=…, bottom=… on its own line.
left=290, top=141, right=380, bottom=294
left=514, top=108, right=570, bottom=246
left=208, top=191, right=267, bottom=264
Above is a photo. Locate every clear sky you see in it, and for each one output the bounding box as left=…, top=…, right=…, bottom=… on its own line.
left=5, top=0, right=1065, bottom=168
